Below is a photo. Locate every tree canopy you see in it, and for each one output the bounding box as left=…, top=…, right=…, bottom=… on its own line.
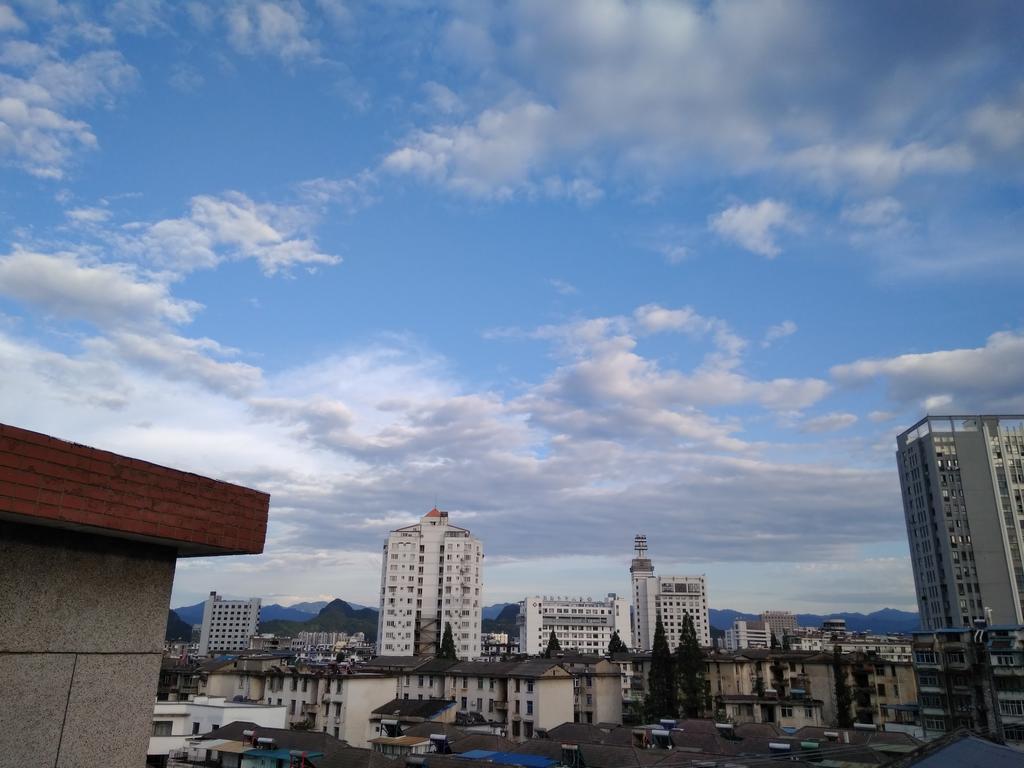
left=644, top=614, right=676, bottom=719
left=544, top=629, right=562, bottom=658
left=607, top=630, right=628, bottom=655
left=675, top=613, right=705, bottom=718
left=439, top=622, right=459, bottom=660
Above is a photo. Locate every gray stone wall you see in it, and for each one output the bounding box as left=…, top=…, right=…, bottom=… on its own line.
left=0, top=521, right=176, bottom=768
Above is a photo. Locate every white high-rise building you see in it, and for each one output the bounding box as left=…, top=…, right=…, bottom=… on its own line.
left=377, top=508, right=483, bottom=658
left=629, top=534, right=710, bottom=650
left=517, top=594, right=631, bottom=656
left=197, top=591, right=261, bottom=656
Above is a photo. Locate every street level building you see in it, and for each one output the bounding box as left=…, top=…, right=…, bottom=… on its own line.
left=898, top=415, right=1024, bottom=629
left=517, top=594, right=630, bottom=656
left=198, top=592, right=261, bottom=656
left=377, top=508, right=483, bottom=658
left=629, top=534, right=710, bottom=650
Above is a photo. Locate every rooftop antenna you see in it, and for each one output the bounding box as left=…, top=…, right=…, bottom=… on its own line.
left=634, top=534, right=648, bottom=558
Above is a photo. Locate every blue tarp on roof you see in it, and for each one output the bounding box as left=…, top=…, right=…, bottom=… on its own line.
left=243, top=748, right=325, bottom=759
left=458, top=750, right=557, bottom=768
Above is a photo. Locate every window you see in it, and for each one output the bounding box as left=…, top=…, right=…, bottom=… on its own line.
left=153, top=721, right=173, bottom=737
left=924, top=717, right=946, bottom=731
left=527, top=700, right=534, bottom=715
left=877, top=684, right=886, bottom=697
left=781, top=706, right=793, bottom=717
left=477, top=698, right=483, bottom=711
left=527, top=680, right=534, bottom=693
left=461, top=697, right=467, bottom=709
left=945, top=651, right=965, bottom=664
left=524, top=721, right=534, bottom=738
left=1000, top=699, right=1024, bottom=717
left=915, top=651, right=937, bottom=664
left=919, top=674, right=939, bottom=687
left=192, top=722, right=200, bottom=735
left=804, top=706, right=813, bottom=718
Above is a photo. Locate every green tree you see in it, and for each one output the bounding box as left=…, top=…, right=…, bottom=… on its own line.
left=674, top=614, right=705, bottom=717
left=544, top=629, right=562, bottom=658
left=607, top=630, right=628, bottom=655
left=644, top=614, right=676, bottom=719
left=439, top=622, right=458, bottom=661
left=832, top=647, right=854, bottom=728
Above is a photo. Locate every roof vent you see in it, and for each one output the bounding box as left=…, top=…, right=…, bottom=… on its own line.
left=824, top=731, right=839, bottom=741
left=430, top=734, right=451, bottom=754
left=651, top=729, right=672, bottom=749
left=768, top=742, right=791, bottom=752
left=853, top=722, right=877, bottom=731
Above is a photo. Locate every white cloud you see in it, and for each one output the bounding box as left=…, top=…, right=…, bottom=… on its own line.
left=841, top=197, right=904, bottom=227
left=779, top=141, right=972, bottom=188
left=800, top=412, right=858, bottom=433
left=547, top=278, right=577, bottom=296
left=0, top=249, right=197, bottom=329
left=969, top=86, right=1024, bottom=151
left=0, top=4, right=25, bottom=32
left=131, top=191, right=341, bottom=276
left=225, top=1, right=319, bottom=61
left=709, top=198, right=798, bottom=258
left=832, top=330, right=1024, bottom=412
left=67, top=206, right=111, bottom=223
left=868, top=410, right=898, bottom=423
left=762, top=320, right=797, bottom=347
left=422, top=81, right=464, bottom=115
left=0, top=43, right=137, bottom=177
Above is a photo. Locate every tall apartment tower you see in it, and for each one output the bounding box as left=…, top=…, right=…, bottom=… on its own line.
left=377, top=508, right=483, bottom=658
left=630, top=534, right=711, bottom=650
left=197, top=591, right=261, bottom=656
left=897, top=415, right=1024, bottom=630
left=761, top=610, right=798, bottom=641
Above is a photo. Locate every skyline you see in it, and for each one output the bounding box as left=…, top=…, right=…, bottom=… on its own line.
left=1, top=1, right=1022, bottom=614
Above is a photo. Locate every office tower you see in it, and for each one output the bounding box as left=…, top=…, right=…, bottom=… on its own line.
left=198, top=591, right=261, bottom=656
left=897, top=415, right=1024, bottom=629
left=377, top=508, right=483, bottom=658
left=517, top=593, right=631, bottom=655
left=629, top=534, right=711, bottom=649
left=761, top=610, right=798, bottom=641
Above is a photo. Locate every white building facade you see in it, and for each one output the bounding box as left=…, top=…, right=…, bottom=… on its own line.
left=722, top=619, right=770, bottom=651
left=517, top=594, right=631, bottom=656
left=629, top=534, right=711, bottom=650
left=377, top=508, right=483, bottom=658
left=198, top=592, right=261, bottom=656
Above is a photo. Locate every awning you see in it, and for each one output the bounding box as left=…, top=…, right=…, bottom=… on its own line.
left=244, top=748, right=325, bottom=759
left=208, top=741, right=250, bottom=754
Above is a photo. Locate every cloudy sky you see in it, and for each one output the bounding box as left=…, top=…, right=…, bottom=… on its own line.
left=1, top=1, right=1022, bottom=613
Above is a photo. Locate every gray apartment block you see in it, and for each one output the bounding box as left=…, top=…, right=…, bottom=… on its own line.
left=897, top=415, right=1024, bottom=630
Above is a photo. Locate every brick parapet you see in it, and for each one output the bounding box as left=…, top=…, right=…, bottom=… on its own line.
left=0, top=424, right=269, bottom=556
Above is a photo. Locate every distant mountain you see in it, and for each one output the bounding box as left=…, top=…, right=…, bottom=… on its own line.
left=165, top=609, right=192, bottom=641
left=260, top=604, right=319, bottom=622
left=483, top=603, right=519, bottom=634
left=483, top=603, right=515, bottom=620
left=173, top=602, right=205, bottom=626
left=260, top=599, right=380, bottom=641
left=289, top=600, right=330, bottom=614
left=709, top=608, right=919, bottom=634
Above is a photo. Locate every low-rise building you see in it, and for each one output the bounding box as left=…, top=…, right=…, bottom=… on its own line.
left=786, top=627, right=913, bottom=662
left=148, top=696, right=286, bottom=764
left=913, top=625, right=1024, bottom=748
left=551, top=654, right=624, bottom=725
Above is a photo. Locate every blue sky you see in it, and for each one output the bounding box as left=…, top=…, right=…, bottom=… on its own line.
left=1, top=0, right=1022, bottom=613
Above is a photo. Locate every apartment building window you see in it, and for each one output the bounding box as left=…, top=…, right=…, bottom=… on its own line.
left=527, top=681, right=534, bottom=693
left=488, top=700, right=494, bottom=713
left=461, top=697, right=467, bottom=709
left=515, top=700, right=520, bottom=714
left=946, top=651, right=965, bottom=664
left=918, top=674, right=939, bottom=687
left=1000, top=700, right=1024, bottom=716
left=877, top=684, right=886, bottom=697
left=804, top=706, right=813, bottom=718
left=781, top=706, right=793, bottom=718
left=192, top=722, right=200, bottom=735
left=478, top=677, right=484, bottom=689
left=914, top=651, right=937, bottom=664
left=153, top=721, right=173, bottom=736
left=512, top=721, right=521, bottom=738
left=526, top=700, right=533, bottom=715
left=477, top=697, right=483, bottom=710
left=489, top=678, right=495, bottom=690
left=924, top=717, right=945, bottom=731
left=524, top=722, right=533, bottom=738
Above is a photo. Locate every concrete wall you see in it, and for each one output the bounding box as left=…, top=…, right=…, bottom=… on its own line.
left=0, top=521, right=176, bottom=768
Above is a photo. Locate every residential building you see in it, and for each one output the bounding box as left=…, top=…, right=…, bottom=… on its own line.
left=517, top=594, right=631, bottom=656
left=786, top=628, right=914, bottom=663
left=555, top=653, right=625, bottom=725
left=198, top=592, right=261, bottom=657
left=0, top=423, right=269, bottom=768
left=384, top=657, right=577, bottom=741
left=148, top=696, right=286, bottom=763
left=704, top=648, right=919, bottom=729
left=913, top=625, right=1024, bottom=748
left=761, top=610, right=798, bottom=641
left=897, top=415, right=1024, bottom=629
left=481, top=632, right=517, bottom=659
left=377, top=508, right=484, bottom=658
left=723, top=620, right=771, bottom=651
left=629, top=534, right=710, bottom=650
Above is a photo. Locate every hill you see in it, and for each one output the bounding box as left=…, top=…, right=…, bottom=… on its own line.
left=483, top=603, right=515, bottom=620
left=709, top=608, right=919, bottom=634
left=260, top=599, right=380, bottom=640
left=165, top=609, right=192, bottom=641
left=482, top=603, right=519, bottom=634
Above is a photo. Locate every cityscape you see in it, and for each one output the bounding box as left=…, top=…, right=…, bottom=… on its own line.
left=2, top=2, right=1023, bottom=768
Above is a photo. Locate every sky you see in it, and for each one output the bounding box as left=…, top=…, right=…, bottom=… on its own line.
left=1, top=1, right=1022, bottom=614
